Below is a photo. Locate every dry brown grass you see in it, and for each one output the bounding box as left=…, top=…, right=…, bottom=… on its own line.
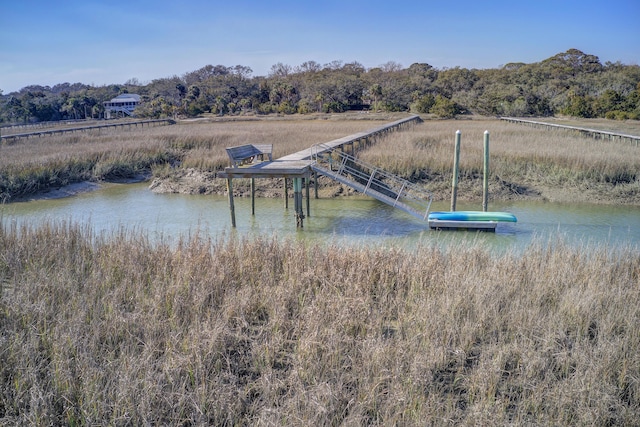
left=360, top=118, right=640, bottom=203
left=1, top=222, right=639, bottom=425
left=174, top=117, right=392, bottom=170
left=2, top=114, right=639, bottom=203
left=0, top=115, right=394, bottom=201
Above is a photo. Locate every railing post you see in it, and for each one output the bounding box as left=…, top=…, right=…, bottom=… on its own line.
left=364, top=168, right=377, bottom=194
left=337, top=155, right=348, bottom=176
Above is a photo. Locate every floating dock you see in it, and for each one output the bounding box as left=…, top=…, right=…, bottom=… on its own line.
left=428, top=220, right=498, bottom=231
left=427, top=211, right=517, bottom=232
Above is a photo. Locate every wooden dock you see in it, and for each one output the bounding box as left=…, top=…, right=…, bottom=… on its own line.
left=219, top=115, right=422, bottom=228
left=218, top=159, right=314, bottom=179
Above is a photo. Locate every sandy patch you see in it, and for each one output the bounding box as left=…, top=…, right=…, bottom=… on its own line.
left=13, top=182, right=103, bottom=202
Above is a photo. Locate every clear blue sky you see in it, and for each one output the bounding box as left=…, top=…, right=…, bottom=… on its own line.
left=1, top=0, right=638, bottom=93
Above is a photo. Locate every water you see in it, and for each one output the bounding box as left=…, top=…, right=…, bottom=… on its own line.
left=2, top=182, right=639, bottom=252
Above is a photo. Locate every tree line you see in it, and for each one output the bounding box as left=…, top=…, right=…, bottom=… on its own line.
left=1, top=49, right=639, bottom=124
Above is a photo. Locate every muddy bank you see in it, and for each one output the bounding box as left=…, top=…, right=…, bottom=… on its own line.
left=148, top=169, right=364, bottom=199
left=147, top=167, right=639, bottom=205
left=10, top=175, right=150, bottom=203
left=12, top=168, right=637, bottom=206
left=11, top=182, right=104, bottom=202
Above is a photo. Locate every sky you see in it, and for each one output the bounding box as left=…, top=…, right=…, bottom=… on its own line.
left=1, top=0, right=639, bottom=93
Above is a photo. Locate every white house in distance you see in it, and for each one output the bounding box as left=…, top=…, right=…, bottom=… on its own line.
left=103, top=94, right=141, bottom=118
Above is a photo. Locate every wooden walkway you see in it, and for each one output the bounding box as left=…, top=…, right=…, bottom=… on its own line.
left=219, top=115, right=422, bottom=227
left=501, top=117, right=640, bottom=146
left=1, top=119, right=175, bottom=142
left=278, top=115, right=422, bottom=161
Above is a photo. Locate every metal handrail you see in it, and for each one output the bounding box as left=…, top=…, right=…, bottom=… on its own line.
left=311, top=143, right=433, bottom=221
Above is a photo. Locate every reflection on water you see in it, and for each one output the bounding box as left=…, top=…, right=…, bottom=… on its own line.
left=2, top=182, right=639, bottom=252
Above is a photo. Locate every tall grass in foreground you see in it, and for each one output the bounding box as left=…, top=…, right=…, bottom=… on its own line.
left=1, top=221, right=639, bottom=425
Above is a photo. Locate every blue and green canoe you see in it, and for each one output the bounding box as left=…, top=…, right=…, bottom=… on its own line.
left=428, top=211, right=517, bottom=223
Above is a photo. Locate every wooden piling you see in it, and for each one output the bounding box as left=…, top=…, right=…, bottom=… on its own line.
left=314, top=171, right=319, bottom=199
left=284, top=178, right=289, bottom=209
left=251, top=178, right=256, bottom=215
left=305, top=178, right=311, bottom=217
left=293, top=178, right=304, bottom=228
left=226, top=178, right=236, bottom=227
left=483, top=131, right=489, bottom=212
left=450, top=130, right=461, bottom=212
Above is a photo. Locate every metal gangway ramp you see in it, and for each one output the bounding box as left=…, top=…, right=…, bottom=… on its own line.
left=311, top=143, right=433, bottom=221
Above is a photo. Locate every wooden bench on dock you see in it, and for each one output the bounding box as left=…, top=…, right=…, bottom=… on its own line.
left=225, top=144, right=273, bottom=167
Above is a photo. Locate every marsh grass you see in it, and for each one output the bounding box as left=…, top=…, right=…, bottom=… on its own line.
left=1, top=221, right=639, bottom=425
left=2, top=114, right=639, bottom=202
left=360, top=119, right=640, bottom=202
left=0, top=117, right=391, bottom=201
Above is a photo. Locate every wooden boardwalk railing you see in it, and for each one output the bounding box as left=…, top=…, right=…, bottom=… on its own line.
left=1, top=119, right=175, bottom=142
left=278, top=115, right=422, bottom=161
left=501, top=117, right=640, bottom=146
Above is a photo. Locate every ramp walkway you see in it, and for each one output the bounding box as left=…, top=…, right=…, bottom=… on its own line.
left=311, top=143, right=432, bottom=221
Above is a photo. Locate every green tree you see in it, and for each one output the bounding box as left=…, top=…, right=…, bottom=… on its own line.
left=563, top=92, right=593, bottom=118
left=410, top=93, right=435, bottom=113
left=369, top=84, right=382, bottom=111
left=430, top=95, right=458, bottom=118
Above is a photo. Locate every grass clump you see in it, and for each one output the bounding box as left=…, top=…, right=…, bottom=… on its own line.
left=1, top=222, right=639, bottom=425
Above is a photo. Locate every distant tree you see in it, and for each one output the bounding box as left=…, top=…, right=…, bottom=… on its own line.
left=231, top=65, right=253, bottom=79
left=369, top=84, right=382, bottom=111
left=269, top=63, right=292, bottom=78
left=563, top=92, right=593, bottom=118
left=411, top=94, right=435, bottom=114
left=187, top=85, right=200, bottom=100
left=430, top=95, right=458, bottom=118
left=435, top=67, right=478, bottom=97
left=593, top=89, right=623, bottom=116
left=176, top=83, right=187, bottom=99
left=380, top=61, right=403, bottom=73
left=542, top=48, right=603, bottom=75
left=295, top=61, right=322, bottom=73
left=324, top=60, right=344, bottom=70
left=342, top=61, right=366, bottom=75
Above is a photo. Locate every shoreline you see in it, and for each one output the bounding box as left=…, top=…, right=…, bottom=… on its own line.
left=9, top=174, right=150, bottom=203
left=6, top=169, right=639, bottom=206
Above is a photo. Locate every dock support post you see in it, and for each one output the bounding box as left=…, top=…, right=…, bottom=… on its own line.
left=251, top=178, right=256, bottom=215
left=284, top=178, right=289, bottom=209
left=305, top=177, right=311, bottom=217
left=293, top=178, right=304, bottom=228
left=226, top=178, right=236, bottom=227
left=451, top=130, right=461, bottom=212
left=483, top=131, right=490, bottom=212
left=314, top=171, right=319, bottom=199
